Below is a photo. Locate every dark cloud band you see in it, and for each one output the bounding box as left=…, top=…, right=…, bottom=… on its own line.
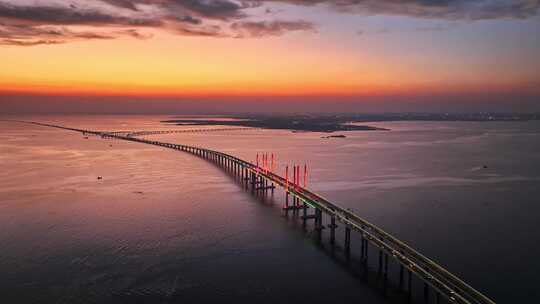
left=0, top=0, right=538, bottom=46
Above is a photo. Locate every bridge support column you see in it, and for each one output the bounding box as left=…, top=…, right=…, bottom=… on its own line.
left=408, top=269, right=412, bottom=303
left=436, top=292, right=440, bottom=304
left=424, top=282, right=429, bottom=304
left=315, top=208, right=322, bottom=242
left=345, top=226, right=351, bottom=258
left=383, top=253, right=388, bottom=294
left=302, top=202, right=307, bottom=229
left=285, top=192, right=290, bottom=213
left=250, top=172, right=256, bottom=190
left=400, top=259, right=404, bottom=291
left=378, top=248, right=383, bottom=278
left=360, top=231, right=365, bottom=261
left=330, top=216, right=336, bottom=246
left=364, top=239, right=369, bottom=269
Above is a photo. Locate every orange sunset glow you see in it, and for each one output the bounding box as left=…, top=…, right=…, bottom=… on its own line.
left=0, top=1, right=539, bottom=112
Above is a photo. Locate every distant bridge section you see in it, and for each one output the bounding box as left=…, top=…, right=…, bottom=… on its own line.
left=118, top=127, right=255, bottom=138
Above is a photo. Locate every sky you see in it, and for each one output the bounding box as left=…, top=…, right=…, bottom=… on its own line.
left=0, top=0, right=539, bottom=113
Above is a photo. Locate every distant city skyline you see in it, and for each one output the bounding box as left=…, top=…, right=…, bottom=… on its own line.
left=0, top=0, right=539, bottom=113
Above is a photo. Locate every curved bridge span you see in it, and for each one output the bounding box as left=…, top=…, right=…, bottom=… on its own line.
left=14, top=120, right=495, bottom=304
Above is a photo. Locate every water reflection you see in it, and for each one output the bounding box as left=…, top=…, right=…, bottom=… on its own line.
left=1, top=116, right=539, bottom=303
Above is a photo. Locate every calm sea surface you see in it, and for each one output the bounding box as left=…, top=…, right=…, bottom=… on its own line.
left=1, top=115, right=539, bottom=303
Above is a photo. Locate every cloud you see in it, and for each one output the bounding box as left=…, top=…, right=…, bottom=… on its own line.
left=0, top=38, right=64, bottom=46
left=230, top=19, right=316, bottom=37
left=356, top=27, right=392, bottom=36
left=414, top=24, right=453, bottom=32
left=270, top=0, right=540, bottom=21
left=0, top=0, right=538, bottom=46
left=0, top=22, right=152, bottom=46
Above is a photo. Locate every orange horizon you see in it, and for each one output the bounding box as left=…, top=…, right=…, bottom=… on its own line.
left=1, top=81, right=537, bottom=99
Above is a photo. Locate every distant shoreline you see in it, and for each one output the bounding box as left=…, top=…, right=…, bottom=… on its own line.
left=161, top=117, right=389, bottom=133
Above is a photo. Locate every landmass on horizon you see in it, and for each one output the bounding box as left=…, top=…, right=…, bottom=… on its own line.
left=161, top=113, right=540, bottom=133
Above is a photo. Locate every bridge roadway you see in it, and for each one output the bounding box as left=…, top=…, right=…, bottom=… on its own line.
left=15, top=120, right=495, bottom=304
left=123, top=127, right=256, bottom=137
left=82, top=127, right=255, bottom=138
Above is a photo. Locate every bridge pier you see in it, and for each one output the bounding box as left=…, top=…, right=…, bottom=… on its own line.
left=378, top=247, right=383, bottom=278
left=302, top=202, right=307, bottom=229
left=345, top=225, right=351, bottom=258
left=400, top=255, right=404, bottom=291
left=315, top=208, right=323, bottom=242
left=383, top=253, right=389, bottom=295
left=329, top=216, right=336, bottom=246
left=363, top=238, right=369, bottom=270
left=408, top=269, right=413, bottom=303
left=250, top=172, right=256, bottom=190
left=424, top=282, right=429, bottom=303
left=361, top=231, right=365, bottom=261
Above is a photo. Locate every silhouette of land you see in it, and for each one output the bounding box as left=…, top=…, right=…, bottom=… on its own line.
left=162, top=112, right=539, bottom=133
left=162, top=115, right=388, bottom=132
